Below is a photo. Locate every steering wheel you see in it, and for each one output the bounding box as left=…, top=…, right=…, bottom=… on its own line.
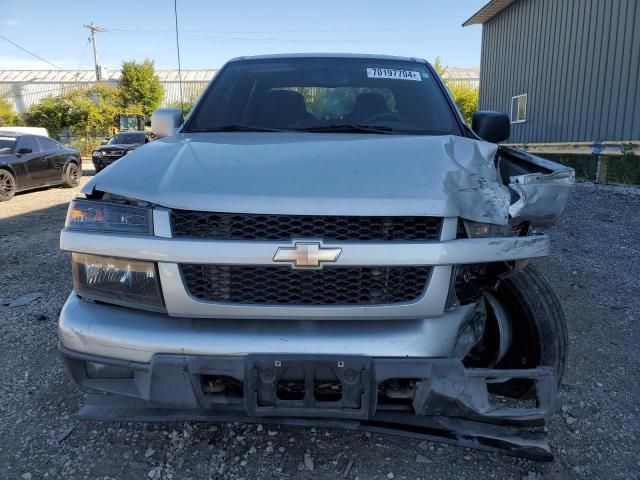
left=361, top=112, right=405, bottom=124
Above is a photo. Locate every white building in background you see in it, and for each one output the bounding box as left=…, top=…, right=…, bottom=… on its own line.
left=0, top=67, right=479, bottom=115
left=441, top=67, right=480, bottom=89
left=0, top=69, right=216, bottom=114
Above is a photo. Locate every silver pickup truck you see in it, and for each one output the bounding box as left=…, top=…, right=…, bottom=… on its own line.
left=59, top=54, right=573, bottom=460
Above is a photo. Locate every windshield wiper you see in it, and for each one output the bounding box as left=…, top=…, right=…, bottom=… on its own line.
left=187, top=124, right=286, bottom=133
left=300, top=124, right=395, bottom=134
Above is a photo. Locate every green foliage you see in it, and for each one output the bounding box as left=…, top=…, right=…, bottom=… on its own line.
left=24, top=85, right=118, bottom=139
left=433, top=56, right=479, bottom=124
left=24, top=59, right=164, bottom=144
left=168, top=94, right=199, bottom=117
left=446, top=82, right=479, bottom=124
left=0, top=97, right=20, bottom=126
left=23, top=96, right=69, bottom=138
left=65, top=85, right=119, bottom=136
left=433, top=56, right=447, bottom=76
left=69, top=136, right=105, bottom=158
left=118, top=59, right=164, bottom=117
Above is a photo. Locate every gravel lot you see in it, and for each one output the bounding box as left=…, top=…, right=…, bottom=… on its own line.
left=0, top=172, right=638, bottom=480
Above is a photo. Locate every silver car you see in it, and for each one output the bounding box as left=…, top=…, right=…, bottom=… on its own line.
left=59, top=54, right=573, bottom=460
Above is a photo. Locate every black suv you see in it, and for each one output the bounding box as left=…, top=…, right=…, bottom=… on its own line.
left=92, top=131, right=149, bottom=172
left=0, top=132, right=81, bottom=201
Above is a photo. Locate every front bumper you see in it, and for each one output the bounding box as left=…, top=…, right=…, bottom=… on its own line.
left=62, top=347, right=557, bottom=461
left=92, top=156, right=121, bottom=169
left=59, top=294, right=484, bottom=363
left=63, top=348, right=556, bottom=422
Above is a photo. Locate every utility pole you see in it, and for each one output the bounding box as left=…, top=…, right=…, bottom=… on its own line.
left=83, top=22, right=105, bottom=81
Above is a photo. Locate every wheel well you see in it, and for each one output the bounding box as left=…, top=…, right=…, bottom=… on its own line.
left=63, top=157, right=81, bottom=173
left=0, top=165, right=19, bottom=187
left=0, top=165, right=17, bottom=176
left=0, top=165, right=21, bottom=191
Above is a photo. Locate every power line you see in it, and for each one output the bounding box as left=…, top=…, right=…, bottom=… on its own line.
left=0, top=34, right=64, bottom=70
left=104, top=28, right=474, bottom=44
left=107, top=25, right=446, bottom=35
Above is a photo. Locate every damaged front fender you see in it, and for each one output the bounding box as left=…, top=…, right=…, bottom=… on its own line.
left=508, top=169, right=575, bottom=227
left=498, top=146, right=575, bottom=227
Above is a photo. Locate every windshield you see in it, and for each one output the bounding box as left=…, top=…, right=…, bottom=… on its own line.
left=185, top=57, right=461, bottom=135
left=108, top=132, right=144, bottom=145
left=0, top=137, right=16, bottom=154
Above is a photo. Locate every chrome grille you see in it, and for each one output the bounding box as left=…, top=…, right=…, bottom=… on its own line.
left=180, top=265, right=432, bottom=305
left=170, top=211, right=442, bottom=241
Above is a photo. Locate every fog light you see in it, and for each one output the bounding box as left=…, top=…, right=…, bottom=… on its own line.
left=86, top=361, right=134, bottom=379
left=72, top=253, right=165, bottom=312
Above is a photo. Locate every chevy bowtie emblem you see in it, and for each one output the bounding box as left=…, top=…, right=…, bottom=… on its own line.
left=273, top=242, right=342, bottom=268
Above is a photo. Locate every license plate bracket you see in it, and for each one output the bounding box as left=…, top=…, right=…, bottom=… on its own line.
left=245, top=355, right=372, bottom=419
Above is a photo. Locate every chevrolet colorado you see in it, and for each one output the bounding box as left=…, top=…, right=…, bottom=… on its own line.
left=59, top=54, right=574, bottom=459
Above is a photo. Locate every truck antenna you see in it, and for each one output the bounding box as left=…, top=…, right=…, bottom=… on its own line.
left=173, top=0, right=185, bottom=118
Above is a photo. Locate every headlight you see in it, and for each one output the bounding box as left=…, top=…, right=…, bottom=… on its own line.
left=93, top=150, right=103, bottom=157
left=72, top=253, right=165, bottom=312
left=65, top=199, right=152, bottom=235
left=463, top=220, right=514, bottom=238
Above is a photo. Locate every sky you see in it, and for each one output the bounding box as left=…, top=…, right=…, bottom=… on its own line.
left=0, top=0, right=487, bottom=71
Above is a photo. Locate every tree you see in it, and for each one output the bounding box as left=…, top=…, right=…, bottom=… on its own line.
left=66, top=85, right=119, bottom=136
left=23, top=96, right=69, bottom=138
left=118, top=59, right=164, bottom=117
left=168, top=93, right=200, bottom=117
left=433, top=56, right=447, bottom=77
left=432, top=56, right=479, bottom=124
left=447, top=83, right=479, bottom=124
left=24, top=85, right=120, bottom=140
left=0, top=97, right=20, bottom=126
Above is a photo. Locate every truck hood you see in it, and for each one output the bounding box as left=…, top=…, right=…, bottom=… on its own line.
left=83, top=132, right=512, bottom=223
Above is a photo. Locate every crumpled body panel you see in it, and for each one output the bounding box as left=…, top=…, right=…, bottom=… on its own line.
left=499, top=147, right=575, bottom=227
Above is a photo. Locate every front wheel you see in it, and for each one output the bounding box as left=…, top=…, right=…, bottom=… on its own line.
left=0, top=168, right=16, bottom=201
left=63, top=162, right=81, bottom=187
left=464, top=265, right=568, bottom=399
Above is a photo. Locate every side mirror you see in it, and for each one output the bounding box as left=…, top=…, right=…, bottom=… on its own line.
left=471, top=111, right=510, bottom=144
left=101, top=139, right=108, bottom=145
left=17, top=147, right=32, bottom=155
left=151, top=108, right=183, bottom=138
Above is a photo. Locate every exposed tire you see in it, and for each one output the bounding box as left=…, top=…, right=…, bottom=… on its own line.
left=0, top=168, right=16, bottom=201
left=63, top=162, right=81, bottom=187
left=466, top=265, right=568, bottom=399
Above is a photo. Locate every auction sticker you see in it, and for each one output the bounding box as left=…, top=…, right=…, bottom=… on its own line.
left=366, top=67, right=422, bottom=81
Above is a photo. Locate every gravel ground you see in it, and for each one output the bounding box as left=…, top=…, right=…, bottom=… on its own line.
left=0, top=175, right=638, bottom=480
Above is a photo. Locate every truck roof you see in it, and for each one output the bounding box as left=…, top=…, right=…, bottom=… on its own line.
left=228, top=53, right=428, bottom=64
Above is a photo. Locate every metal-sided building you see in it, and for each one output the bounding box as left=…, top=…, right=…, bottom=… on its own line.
left=464, top=0, right=640, bottom=144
